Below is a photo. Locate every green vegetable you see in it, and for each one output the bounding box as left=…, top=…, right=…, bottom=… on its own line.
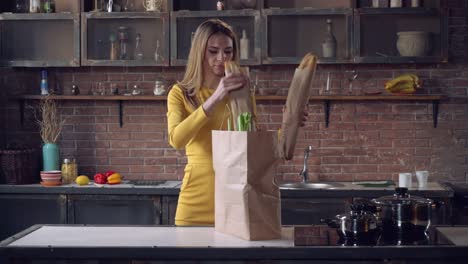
left=237, top=112, right=252, bottom=131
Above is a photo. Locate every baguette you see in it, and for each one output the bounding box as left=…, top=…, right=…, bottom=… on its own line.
left=224, top=60, right=255, bottom=131
left=225, top=60, right=241, bottom=76
left=279, top=53, right=318, bottom=160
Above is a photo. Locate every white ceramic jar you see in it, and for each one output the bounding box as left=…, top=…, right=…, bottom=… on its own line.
left=396, top=31, right=431, bottom=57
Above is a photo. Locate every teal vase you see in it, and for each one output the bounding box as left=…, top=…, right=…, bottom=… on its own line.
left=42, top=143, right=59, bottom=171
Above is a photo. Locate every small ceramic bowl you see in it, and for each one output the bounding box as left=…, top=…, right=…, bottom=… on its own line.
left=41, top=174, right=62, bottom=180
left=40, top=170, right=62, bottom=174
left=41, top=180, right=62, bottom=186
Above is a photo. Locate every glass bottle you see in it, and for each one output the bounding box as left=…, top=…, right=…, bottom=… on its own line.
left=29, top=0, right=40, bottom=13
left=411, top=0, right=421, bottom=7
left=109, top=33, right=119, bottom=60
left=154, top=39, right=161, bottom=63
left=92, top=0, right=102, bottom=12
left=322, top=19, right=337, bottom=58
left=134, top=33, right=144, bottom=60
left=43, top=0, right=54, bottom=13
left=217, top=1, right=225, bottom=10
left=240, top=29, right=249, bottom=60
left=118, top=26, right=129, bottom=60
left=390, top=0, right=402, bottom=7
left=40, top=70, right=49, bottom=95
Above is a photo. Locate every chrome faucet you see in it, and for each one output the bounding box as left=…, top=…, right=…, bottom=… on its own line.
left=300, top=146, right=312, bottom=183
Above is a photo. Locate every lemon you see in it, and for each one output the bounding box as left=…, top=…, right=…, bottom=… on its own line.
left=75, top=175, right=90, bottom=186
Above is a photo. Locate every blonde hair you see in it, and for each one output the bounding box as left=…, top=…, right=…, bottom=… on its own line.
left=178, top=19, right=239, bottom=108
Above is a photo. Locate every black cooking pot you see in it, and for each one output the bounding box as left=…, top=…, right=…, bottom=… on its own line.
left=322, top=203, right=380, bottom=243
left=372, top=187, right=433, bottom=238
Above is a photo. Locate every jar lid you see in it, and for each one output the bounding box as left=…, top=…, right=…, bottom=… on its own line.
left=372, top=187, right=432, bottom=205
left=63, top=158, right=71, bottom=164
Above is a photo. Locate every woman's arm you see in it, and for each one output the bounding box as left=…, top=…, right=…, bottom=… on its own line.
left=167, top=86, right=210, bottom=150
left=202, top=73, right=246, bottom=115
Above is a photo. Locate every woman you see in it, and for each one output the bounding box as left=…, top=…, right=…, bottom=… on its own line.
left=167, top=19, right=307, bottom=226
left=167, top=19, right=246, bottom=226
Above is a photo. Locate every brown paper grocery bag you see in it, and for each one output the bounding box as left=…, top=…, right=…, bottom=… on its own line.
left=279, top=53, right=317, bottom=160
left=212, top=130, right=281, bottom=241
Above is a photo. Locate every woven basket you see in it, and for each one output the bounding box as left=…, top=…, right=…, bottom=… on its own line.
left=0, top=148, right=40, bottom=184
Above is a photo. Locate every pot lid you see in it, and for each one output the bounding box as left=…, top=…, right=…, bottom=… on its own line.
left=372, top=187, right=432, bottom=205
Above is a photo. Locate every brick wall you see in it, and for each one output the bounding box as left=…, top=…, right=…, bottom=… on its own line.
left=1, top=1, right=467, bottom=183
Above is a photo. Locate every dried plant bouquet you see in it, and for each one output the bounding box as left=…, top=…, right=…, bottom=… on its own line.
left=38, top=97, right=65, bottom=144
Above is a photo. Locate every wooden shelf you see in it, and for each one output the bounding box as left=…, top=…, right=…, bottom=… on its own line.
left=15, top=94, right=444, bottom=128
left=17, top=95, right=168, bottom=101
left=16, top=94, right=443, bottom=101
left=256, top=95, right=443, bottom=128
left=256, top=95, right=444, bottom=101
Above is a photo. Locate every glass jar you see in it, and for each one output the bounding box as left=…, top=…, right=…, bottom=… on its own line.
left=61, top=158, right=78, bottom=184
left=132, top=84, right=142, bottom=95
left=153, top=80, right=166, bottom=95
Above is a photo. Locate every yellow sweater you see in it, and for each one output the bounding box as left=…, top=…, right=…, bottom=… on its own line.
left=167, top=84, right=229, bottom=226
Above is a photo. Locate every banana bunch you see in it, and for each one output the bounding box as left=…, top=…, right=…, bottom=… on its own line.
left=384, top=74, right=421, bottom=94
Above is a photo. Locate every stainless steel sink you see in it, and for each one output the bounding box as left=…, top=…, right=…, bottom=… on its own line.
left=279, top=182, right=345, bottom=190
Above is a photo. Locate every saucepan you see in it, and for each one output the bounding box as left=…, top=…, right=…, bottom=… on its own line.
left=372, top=187, right=433, bottom=238
left=321, top=203, right=380, bottom=243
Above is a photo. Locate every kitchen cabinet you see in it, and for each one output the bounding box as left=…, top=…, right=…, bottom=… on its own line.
left=0, top=0, right=448, bottom=67
left=0, top=4, right=80, bottom=67
left=0, top=1, right=80, bottom=67
left=81, top=11, right=170, bottom=66
left=0, top=194, right=66, bottom=241
left=262, top=8, right=352, bottom=64
left=161, top=195, right=178, bottom=225
left=353, top=7, right=448, bottom=63
left=281, top=197, right=351, bottom=225
left=67, top=194, right=161, bottom=225
left=170, top=9, right=262, bottom=66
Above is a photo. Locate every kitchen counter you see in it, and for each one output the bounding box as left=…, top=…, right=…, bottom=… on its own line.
left=280, top=181, right=454, bottom=198
left=0, top=181, right=182, bottom=195
left=1, top=225, right=468, bottom=262
left=0, top=181, right=454, bottom=198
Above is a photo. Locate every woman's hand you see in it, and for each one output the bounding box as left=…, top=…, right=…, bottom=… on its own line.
left=215, top=73, right=246, bottom=98
left=203, top=73, right=247, bottom=115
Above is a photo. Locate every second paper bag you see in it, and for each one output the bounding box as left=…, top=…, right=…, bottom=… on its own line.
left=212, top=130, right=281, bottom=241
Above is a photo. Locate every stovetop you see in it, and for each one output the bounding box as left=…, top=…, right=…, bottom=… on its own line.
left=294, top=225, right=454, bottom=247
